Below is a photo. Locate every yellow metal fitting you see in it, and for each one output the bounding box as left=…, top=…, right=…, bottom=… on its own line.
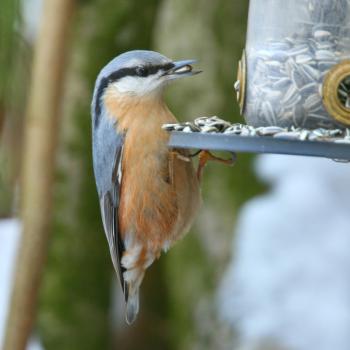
left=323, top=60, right=350, bottom=126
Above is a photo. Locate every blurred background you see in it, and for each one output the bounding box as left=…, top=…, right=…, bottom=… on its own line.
left=2, top=1, right=350, bottom=350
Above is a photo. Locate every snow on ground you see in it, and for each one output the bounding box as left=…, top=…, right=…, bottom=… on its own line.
left=218, top=155, right=350, bottom=350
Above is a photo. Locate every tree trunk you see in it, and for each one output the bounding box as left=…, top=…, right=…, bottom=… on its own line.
left=4, top=1, right=75, bottom=349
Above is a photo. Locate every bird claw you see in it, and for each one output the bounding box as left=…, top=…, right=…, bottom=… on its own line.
left=197, top=150, right=236, bottom=181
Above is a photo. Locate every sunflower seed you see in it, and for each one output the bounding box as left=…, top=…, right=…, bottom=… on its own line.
left=274, top=131, right=301, bottom=140
left=314, top=30, right=332, bottom=41
left=304, top=93, right=322, bottom=111
left=296, top=54, right=313, bottom=64
left=256, top=126, right=286, bottom=136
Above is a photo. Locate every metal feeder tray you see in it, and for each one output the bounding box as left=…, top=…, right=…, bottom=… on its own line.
left=164, top=117, right=350, bottom=162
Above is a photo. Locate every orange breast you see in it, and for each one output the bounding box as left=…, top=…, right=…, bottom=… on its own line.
left=119, top=131, right=178, bottom=247
left=104, top=87, right=200, bottom=252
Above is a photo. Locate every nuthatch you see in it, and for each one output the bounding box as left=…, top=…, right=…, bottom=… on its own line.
left=91, top=50, right=204, bottom=324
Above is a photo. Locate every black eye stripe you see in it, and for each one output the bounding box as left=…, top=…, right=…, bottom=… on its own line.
left=107, top=62, right=175, bottom=81
left=144, top=63, right=174, bottom=76
left=136, top=66, right=148, bottom=77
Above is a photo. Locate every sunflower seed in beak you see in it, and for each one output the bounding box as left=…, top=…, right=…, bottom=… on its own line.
left=174, top=65, right=193, bottom=74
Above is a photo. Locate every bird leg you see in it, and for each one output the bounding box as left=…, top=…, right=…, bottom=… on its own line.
left=197, top=150, right=236, bottom=182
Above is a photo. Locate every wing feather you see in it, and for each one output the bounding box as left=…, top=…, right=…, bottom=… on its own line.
left=92, top=109, right=128, bottom=300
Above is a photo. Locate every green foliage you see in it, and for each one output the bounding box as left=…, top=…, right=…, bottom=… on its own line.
left=0, top=0, right=20, bottom=101
left=0, top=0, right=20, bottom=217
left=0, top=154, right=12, bottom=217
left=0, top=0, right=28, bottom=111
left=0, top=0, right=30, bottom=217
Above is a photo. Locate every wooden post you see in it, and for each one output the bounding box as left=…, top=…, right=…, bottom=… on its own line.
left=4, top=1, right=75, bottom=349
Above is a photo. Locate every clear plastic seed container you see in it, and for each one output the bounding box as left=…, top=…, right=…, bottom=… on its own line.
left=241, top=0, right=350, bottom=129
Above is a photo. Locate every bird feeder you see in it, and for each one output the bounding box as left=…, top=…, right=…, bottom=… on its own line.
left=237, top=0, right=350, bottom=128
left=167, top=0, right=350, bottom=161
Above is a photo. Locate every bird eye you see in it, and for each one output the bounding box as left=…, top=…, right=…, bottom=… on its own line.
left=136, top=66, right=148, bottom=77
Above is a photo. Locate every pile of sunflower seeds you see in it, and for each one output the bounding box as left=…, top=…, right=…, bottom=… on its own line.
left=162, top=116, right=350, bottom=143
left=244, top=0, right=350, bottom=129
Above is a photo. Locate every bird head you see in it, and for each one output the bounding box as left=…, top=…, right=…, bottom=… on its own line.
left=93, top=50, right=201, bottom=102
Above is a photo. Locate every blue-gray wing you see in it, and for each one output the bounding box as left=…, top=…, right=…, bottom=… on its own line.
left=92, top=110, right=127, bottom=299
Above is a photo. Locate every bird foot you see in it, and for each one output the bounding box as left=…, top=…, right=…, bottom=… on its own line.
left=197, top=150, right=236, bottom=181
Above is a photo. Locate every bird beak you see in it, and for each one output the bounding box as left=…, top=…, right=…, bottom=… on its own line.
left=163, top=59, right=202, bottom=80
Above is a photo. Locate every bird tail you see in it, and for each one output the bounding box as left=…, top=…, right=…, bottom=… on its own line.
left=122, top=249, right=154, bottom=324
left=125, top=287, right=139, bottom=324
